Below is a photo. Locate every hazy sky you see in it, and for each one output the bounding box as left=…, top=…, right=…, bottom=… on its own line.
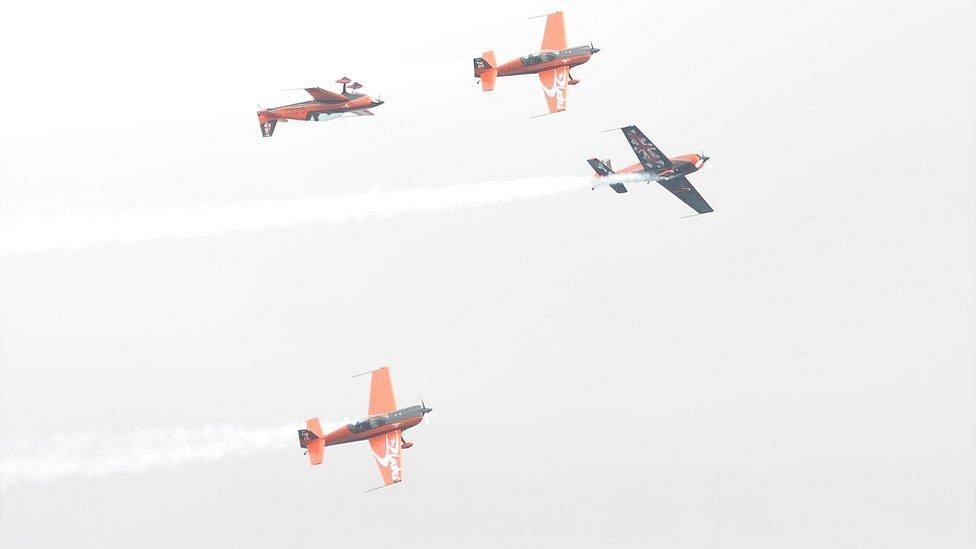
left=1, top=0, right=974, bottom=547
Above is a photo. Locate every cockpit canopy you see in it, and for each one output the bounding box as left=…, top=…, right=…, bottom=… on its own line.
left=520, top=51, right=559, bottom=66
left=348, top=416, right=387, bottom=433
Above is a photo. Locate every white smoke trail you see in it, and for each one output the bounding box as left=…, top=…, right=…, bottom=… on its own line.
left=0, top=420, right=345, bottom=489
left=0, top=174, right=645, bottom=255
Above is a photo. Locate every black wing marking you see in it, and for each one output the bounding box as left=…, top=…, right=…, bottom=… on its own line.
left=621, top=125, right=673, bottom=172
left=658, top=176, right=713, bottom=214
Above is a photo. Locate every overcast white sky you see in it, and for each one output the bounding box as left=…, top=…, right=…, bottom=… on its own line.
left=1, top=0, right=974, bottom=547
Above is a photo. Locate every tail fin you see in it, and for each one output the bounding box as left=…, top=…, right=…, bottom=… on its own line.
left=257, top=112, right=278, bottom=138
left=473, top=51, right=498, bottom=92
left=587, top=158, right=628, bottom=193
left=298, top=417, right=325, bottom=466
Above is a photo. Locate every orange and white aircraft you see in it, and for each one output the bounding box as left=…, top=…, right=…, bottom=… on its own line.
left=297, top=367, right=431, bottom=489
left=256, top=77, right=384, bottom=137
left=473, top=11, right=599, bottom=114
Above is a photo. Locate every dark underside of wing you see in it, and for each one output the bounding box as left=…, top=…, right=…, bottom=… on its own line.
left=658, top=176, right=713, bottom=214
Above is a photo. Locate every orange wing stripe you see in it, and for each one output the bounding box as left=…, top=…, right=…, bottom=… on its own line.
left=304, top=87, right=347, bottom=103
left=368, top=367, right=397, bottom=416
left=541, top=11, right=567, bottom=51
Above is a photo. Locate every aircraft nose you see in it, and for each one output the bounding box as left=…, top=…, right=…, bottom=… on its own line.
left=373, top=99, right=385, bottom=106
left=591, top=47, right=601, bottom=54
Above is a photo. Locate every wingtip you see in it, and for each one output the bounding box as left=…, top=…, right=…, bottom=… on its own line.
left=351, top=366, right=388, bottom=378
left=529, top=10, right=562, bottom=19
left=364, top=480, right=400, bottom=493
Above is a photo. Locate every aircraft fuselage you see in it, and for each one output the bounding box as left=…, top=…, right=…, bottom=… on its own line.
left=320, top=404, right=430, bottom=447
left=261, top=93, right=384, bottom=122
left=495, top=45, right=598, bottom=77
left=618, top=153, right=708, bottom=181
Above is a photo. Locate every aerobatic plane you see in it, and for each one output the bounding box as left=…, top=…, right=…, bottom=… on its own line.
left=297, top=367, right=432, bottom=489
left=587, top=125, right=715, bottom=215
left=473, top=11, right=599, bottom=114
left=256, top=77, right=384, bottom=137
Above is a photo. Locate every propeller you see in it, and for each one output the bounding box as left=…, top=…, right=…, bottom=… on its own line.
left=420, top=397, right=432, bottom=424
left=698, top=142, right=713, bottom=171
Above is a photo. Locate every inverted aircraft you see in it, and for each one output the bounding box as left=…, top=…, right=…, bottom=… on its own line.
left=588, top=125, right=715, bottom=214
left=473, top=11, right=599, bottom=114
left=256, top=77, right=384, bottom=137
left=298, top=367, right=431, bottom=489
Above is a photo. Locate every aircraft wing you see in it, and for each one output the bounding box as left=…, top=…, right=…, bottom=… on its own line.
left=658, top=176, right=714, bottom=214
left=539, top=66, right=569, bottom=113
left=540, top=11, right=567, bottom=51
left=304, top=87, right=347, bottom=103
left=622, top=125, right=673, bottom=172
left=368, top=430, right=403, bottom=485
left=368, top=367, right=397, bottom=416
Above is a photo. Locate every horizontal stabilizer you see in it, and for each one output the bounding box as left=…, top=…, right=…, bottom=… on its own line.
left=257, top=114, right=278, bottom=138
left=299, top=418, right=325, bottom=466
left=474, top=51, right=498, bottom=92
left=587, top=158, right=614, bottom=176
left=473, top=51, right=496, bottom=75
left=588, top=158, right=627, bottom=193
left=480, top=69, right=497, bottom=92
